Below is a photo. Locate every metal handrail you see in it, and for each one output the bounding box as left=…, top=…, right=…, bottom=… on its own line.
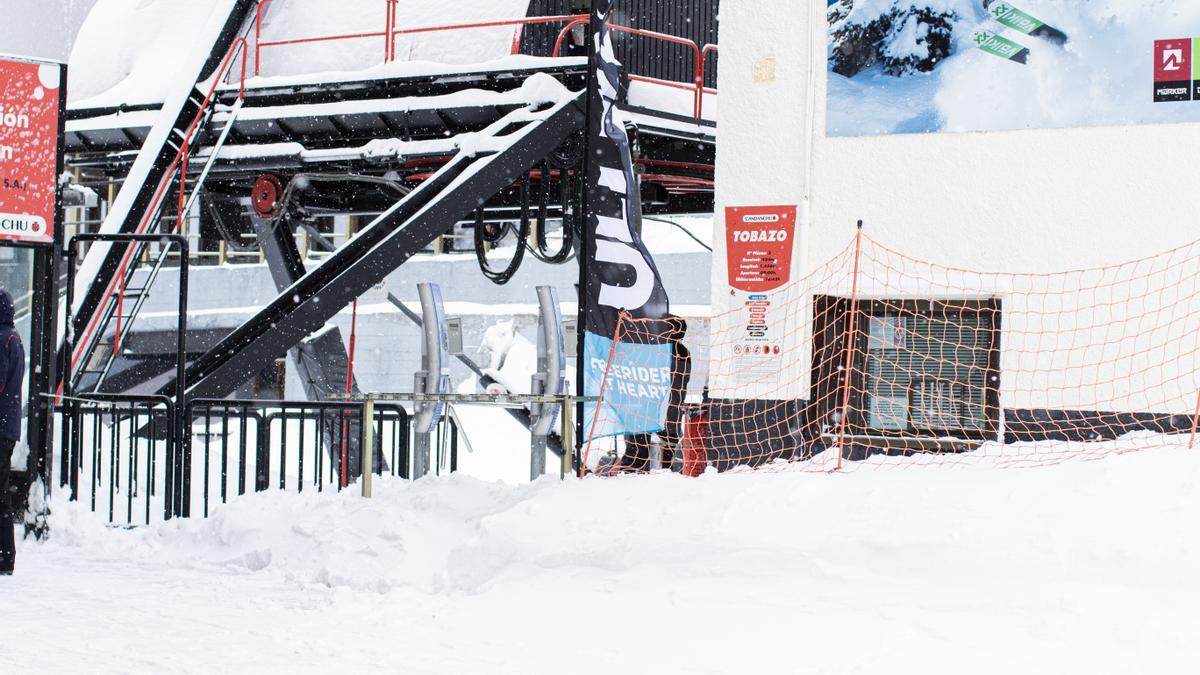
left=253, top=0, right=586, bottom=74
left=553, top=18, right=713, bottom=120
left=68, top=38, right=249, bottom=377
left=250, top=2, right=717, bottom=120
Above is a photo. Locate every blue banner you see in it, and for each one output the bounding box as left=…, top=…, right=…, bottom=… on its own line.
left=583, top=332, right=671, bottom=439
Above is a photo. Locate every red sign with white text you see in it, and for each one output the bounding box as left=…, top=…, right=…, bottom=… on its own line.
left=0, top=57, right=63, bottom=244
left=725, top=205, right=796, bottom=293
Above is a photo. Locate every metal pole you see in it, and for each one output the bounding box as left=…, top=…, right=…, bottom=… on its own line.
left=835, top=222, right=865, bottom=472
left=575, top=2, right=598, bottom=476
left=22, top=61, right=69, bottom=538
left=175, top=237, right=189, bottom=517
left=1189, top=389, right=1200, bottom=450
left=61, top=248, right=77, bottom=500
left=361, top=397, right=374, bottom=497
left=560, top=395, right=574, bottom=479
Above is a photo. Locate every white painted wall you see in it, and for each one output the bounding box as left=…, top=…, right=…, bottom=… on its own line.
left=709, top=0, right=817, bottom=401
left=713, top=0, right=1200, bottom=416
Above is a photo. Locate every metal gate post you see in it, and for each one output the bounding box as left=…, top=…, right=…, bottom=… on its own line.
left=67, top=233, right=189, bottom=517
left=361, top=397, right=374, bottom=497
left=560, top=395, right=574, bottom=479
left=412, top=283, right=449, bottom=479
left=529, top=286, right=566, bottom=481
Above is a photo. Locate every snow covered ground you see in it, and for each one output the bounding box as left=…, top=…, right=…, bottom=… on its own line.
left=6, top=442, right=1200, bottom=673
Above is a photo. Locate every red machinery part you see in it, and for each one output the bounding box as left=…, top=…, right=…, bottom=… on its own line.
left=251, top=174, right=284, bottom=218
left=680, top=408, right=710, bottom=478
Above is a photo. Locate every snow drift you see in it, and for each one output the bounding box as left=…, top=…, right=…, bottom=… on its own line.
left=8, top=441, right=1200, bottom=672
left=69, top=0, right=536, bottom=107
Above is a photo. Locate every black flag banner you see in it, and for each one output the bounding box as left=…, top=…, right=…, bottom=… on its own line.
left=582, top=0, right=674, bottom=440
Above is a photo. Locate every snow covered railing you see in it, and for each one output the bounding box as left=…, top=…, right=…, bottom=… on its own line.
left=250, top=0, right=718, bottom=120
left=253, top=0, right=587, bottom=76
left=552, top=18, right=719, bottom=119
left=65, top=38, right=250, bottom=390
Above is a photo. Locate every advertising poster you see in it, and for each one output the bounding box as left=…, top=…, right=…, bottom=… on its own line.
left=724, top=205, right=797, bottom=385
left=0, top=56, right=63, bottom=244
left=827, top=1, right=1200, bottom=136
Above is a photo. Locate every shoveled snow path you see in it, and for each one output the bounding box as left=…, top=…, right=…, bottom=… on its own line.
left=6, top=444, right=1200, bottom=673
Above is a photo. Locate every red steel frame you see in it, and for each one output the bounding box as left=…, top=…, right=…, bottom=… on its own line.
left=551, top=18, right=718, bottom=120
left=251, top=1, right=717, bottom=120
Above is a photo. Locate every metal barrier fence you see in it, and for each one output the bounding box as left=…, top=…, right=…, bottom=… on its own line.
left=57, top=396, right=410, bottom=525
left=186, top=399, right=410, bottom=518
left=58, top=394, right=175, bottom=526
left=53, top=391, right=585, bottom=526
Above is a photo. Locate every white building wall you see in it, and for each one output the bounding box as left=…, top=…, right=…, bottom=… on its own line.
left=714, top=0, right=1200, bottom=415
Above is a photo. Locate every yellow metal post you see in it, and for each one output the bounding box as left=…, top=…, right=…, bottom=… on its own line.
left=560, top=395, right=573, bottom=479
left=361, top=397, right=375, bottom=498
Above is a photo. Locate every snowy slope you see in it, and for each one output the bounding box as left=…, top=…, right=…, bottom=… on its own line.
left=7, top=444, right=1200, bottom=672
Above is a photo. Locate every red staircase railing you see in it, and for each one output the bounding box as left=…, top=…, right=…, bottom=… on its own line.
left=551, top=18, right=716, bottom=120
left=71, top=38, right=250, bottom=378
left=250, top=1, right=717, bottom=120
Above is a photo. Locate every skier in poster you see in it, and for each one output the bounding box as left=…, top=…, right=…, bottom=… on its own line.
left=0, top=289, right=25, bottom=576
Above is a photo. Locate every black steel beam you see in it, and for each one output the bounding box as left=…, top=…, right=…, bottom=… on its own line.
left=171, top=93, right=585, bottom=401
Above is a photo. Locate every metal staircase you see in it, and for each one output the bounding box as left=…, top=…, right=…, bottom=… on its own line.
left=77, top=97, right=247, bottom=393
left=66, top=0, right=257, bottom=393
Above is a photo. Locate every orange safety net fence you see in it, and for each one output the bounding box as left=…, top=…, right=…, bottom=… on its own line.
left=584, top=230, right=1200, bottom=475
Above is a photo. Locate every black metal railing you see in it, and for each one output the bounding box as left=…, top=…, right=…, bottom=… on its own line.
left=56, top=397, right=410, bottom=524
left=57, top=394, right=175, bottom=526
left=185, top=399, right=410, bottom=518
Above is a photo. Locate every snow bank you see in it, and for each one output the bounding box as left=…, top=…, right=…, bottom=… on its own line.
left=68, top=0, right=234, bottom=107
left=69, top=0, right=538, bottom=107
left=14, top=444, right=1200, bottom=672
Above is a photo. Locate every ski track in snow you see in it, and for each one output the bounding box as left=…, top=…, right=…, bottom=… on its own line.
left=6, top=444, right=1200, bottom=673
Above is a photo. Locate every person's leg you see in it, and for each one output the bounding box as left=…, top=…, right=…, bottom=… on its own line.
left=620, top=434, right=652, bottom=472
left=658, top=433, right=679, bottom=466
left=0, top=438, right=14, bottom=574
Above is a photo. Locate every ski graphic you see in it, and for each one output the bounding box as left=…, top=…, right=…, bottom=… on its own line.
left=972, top=30, right=1030, bottom=65
left=983, top=1, right=1069, bottom=46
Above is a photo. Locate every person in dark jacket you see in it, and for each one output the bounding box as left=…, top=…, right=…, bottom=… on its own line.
left=0, top=289, right=26, bottom=575
left=608, top=317, right=691, bottom=474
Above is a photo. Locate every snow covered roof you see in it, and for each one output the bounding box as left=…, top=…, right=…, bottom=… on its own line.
left=69, top=0, right=536, bottom=109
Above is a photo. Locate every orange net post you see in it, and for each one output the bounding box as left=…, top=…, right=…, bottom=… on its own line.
left=583, top=231, right=1200, bottom=475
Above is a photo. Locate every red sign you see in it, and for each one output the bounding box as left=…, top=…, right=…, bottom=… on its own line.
left=725, top=205, right=797, bottom=293
left=1154, top=39, right=1192, bottom=82
left=0, top=57, right=63, bottom=245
